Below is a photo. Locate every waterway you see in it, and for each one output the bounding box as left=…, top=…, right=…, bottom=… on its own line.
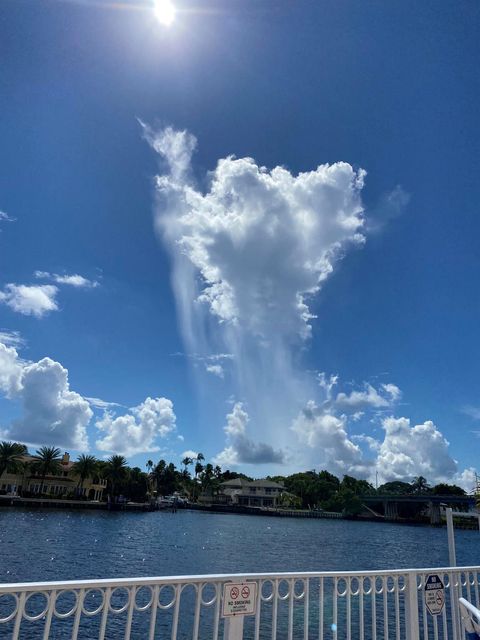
left=1, top=507, right=479, bottom=583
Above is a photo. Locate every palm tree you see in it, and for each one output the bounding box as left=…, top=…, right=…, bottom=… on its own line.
left=411, top=476, right=430, bottom=495
left=31, top=446, right=62, bottom=495
left=103, top=455, right=128, bottom=501
left=0, top=441, right=28, bottom=478
left=200, top=463, right=215, bottom=495
left=151, top=459, right=167, bottom=495
left=72, top=454, right=98, bottom=496
left=182, top=456, right=193, bottom=474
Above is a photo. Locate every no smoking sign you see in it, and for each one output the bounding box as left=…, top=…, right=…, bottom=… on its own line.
left=222, top=582, right=257, bottom=617
left=424, top=574, right=445, bottom=616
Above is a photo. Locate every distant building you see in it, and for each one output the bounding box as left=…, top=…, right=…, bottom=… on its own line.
left=214, top=478, right=286, bottom=508
left=0, top=452, right=107, bottom=501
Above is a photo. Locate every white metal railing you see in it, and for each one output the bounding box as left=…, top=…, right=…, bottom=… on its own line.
left=459, top=598, right=480, bottom=639
left=0, top=566, right=479, bottom=640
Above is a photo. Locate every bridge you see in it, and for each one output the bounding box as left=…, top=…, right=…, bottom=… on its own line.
left=361, top=494, right=476, bottom=524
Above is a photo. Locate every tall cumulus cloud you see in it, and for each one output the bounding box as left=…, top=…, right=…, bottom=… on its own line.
left=143, top=124, right=367, bottom=456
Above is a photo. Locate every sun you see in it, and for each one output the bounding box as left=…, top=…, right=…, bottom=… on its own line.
left=153, top=0, right=175, bottom=26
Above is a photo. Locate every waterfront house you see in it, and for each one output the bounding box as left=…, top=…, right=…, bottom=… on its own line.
left=213, top=478, right=286, bottom=508
left=0, top=452, right=107, bottom=501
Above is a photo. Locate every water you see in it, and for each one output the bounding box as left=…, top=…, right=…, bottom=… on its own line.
left=0, top=507, right=479, bottom=582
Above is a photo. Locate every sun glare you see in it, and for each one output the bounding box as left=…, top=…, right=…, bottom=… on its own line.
left=153, top=0, right=175, bottom=26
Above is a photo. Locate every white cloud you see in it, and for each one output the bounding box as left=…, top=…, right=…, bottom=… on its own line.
left=0, top=210, right=15, bottom=223
left=0, top=330, right=25, bottom=348
left=367, top=185, right=410, bottom=233
left=205, top=364, right=224, bottom=378
left=141, top=123, right=197, bottom=182
left=0, top=342, right=23, bottom=397
left=461, top=405, right=480, bottom=421
left=290, top=373, right=475, bottom=486
left=143, top=126, right=475, bottom=484
left=335, top=383, right=399, bottom=410
left=352, top=433, right=381, bottom=451
left=96, top=397, right=176, bottom=456
left=0, top=340, right=92, bottom=450
left=0, top=284, right=58, bottom=317
left=181, top=449, right=199, bottom=460
left=214, top=402, right=285, bottom=466
left=145, top=125, right=368, bottom=453
left=452, top=467, right=477, bottom=493
left=172, top=352, right=233, bottom=377
left=86, top=397, right=123, bottom=410
left=375, top=417, right=458, bottom=485
left=381, top=383, right=401, bottom=402
left=34, top=271, right=99, bottom=289
left=10, top=358, right=92, bottom=450
left=148, top=125, right=365, bottom=342
left=291, top=400, right=370, bottom=476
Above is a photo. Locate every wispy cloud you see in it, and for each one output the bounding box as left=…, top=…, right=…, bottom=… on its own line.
left=86, top=396, right=124, bottom=410
left=0, top=330, right=25, bottom=348
left=0, top=210, right=16, bottom=223
left=366, top=185, right=410, bottom=233
left=34, top=271, right=99, bottom=288
left=461, top=405, right=480, bottom=421
left=171, top=351, right=233, bottom=378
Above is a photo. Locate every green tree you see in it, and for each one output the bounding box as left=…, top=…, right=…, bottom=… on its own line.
left=411, top=476, right=431, bottom=495
left=152, top=459, right=178, bottom=495
left=103, top=455, right=128, bottom=500
left=378, top=481, right=414, bottom=495
left=199, top=463, right=220, bottom=498
left=0, top=441, right=28, bottom=479
left=181, top=456, right=193, bottom=479
left=431, top=483, right=465, bottom=496
left=341, top=475, right=376, bottom=495
left=31, top=446, right=62, bottom=495
left=152, top=459, right=167, bottom=494
left=339, top=489, right=363, bottom=516
left=72, top=454, right=98, bottom=496
left=126, top=467, right=148, bottom=502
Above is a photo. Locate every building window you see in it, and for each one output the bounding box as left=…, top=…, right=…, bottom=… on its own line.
left=249, top=487, right=256, bottom=493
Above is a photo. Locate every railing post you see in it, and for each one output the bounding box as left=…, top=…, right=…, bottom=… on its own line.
left=405, top=572, right=420, bottom=640
left=224, top=616, right=244, bottom=640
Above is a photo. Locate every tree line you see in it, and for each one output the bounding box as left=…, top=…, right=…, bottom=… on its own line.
left=268, top=471, right=466, bottom=515
left=0, top=441, right=241, bottom=502
left=0, top=440, right=467, bottom=510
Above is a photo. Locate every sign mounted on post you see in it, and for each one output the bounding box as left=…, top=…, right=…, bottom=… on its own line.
left=222, top=582, right=257, bottom=617
left=424, top=574, right=445, bottom=616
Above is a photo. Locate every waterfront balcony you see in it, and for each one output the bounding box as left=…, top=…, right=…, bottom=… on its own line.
left=0, top=566, right=479, bottom=640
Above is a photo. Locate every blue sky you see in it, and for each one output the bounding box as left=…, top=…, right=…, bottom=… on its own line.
left=0, top=0, right=479, bottom=488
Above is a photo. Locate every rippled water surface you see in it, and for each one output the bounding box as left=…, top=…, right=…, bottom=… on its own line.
left=1, top=508, right=479, bottom=582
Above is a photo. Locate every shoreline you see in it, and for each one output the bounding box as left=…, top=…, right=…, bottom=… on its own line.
left=1, top=495, right=478, bottom=528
